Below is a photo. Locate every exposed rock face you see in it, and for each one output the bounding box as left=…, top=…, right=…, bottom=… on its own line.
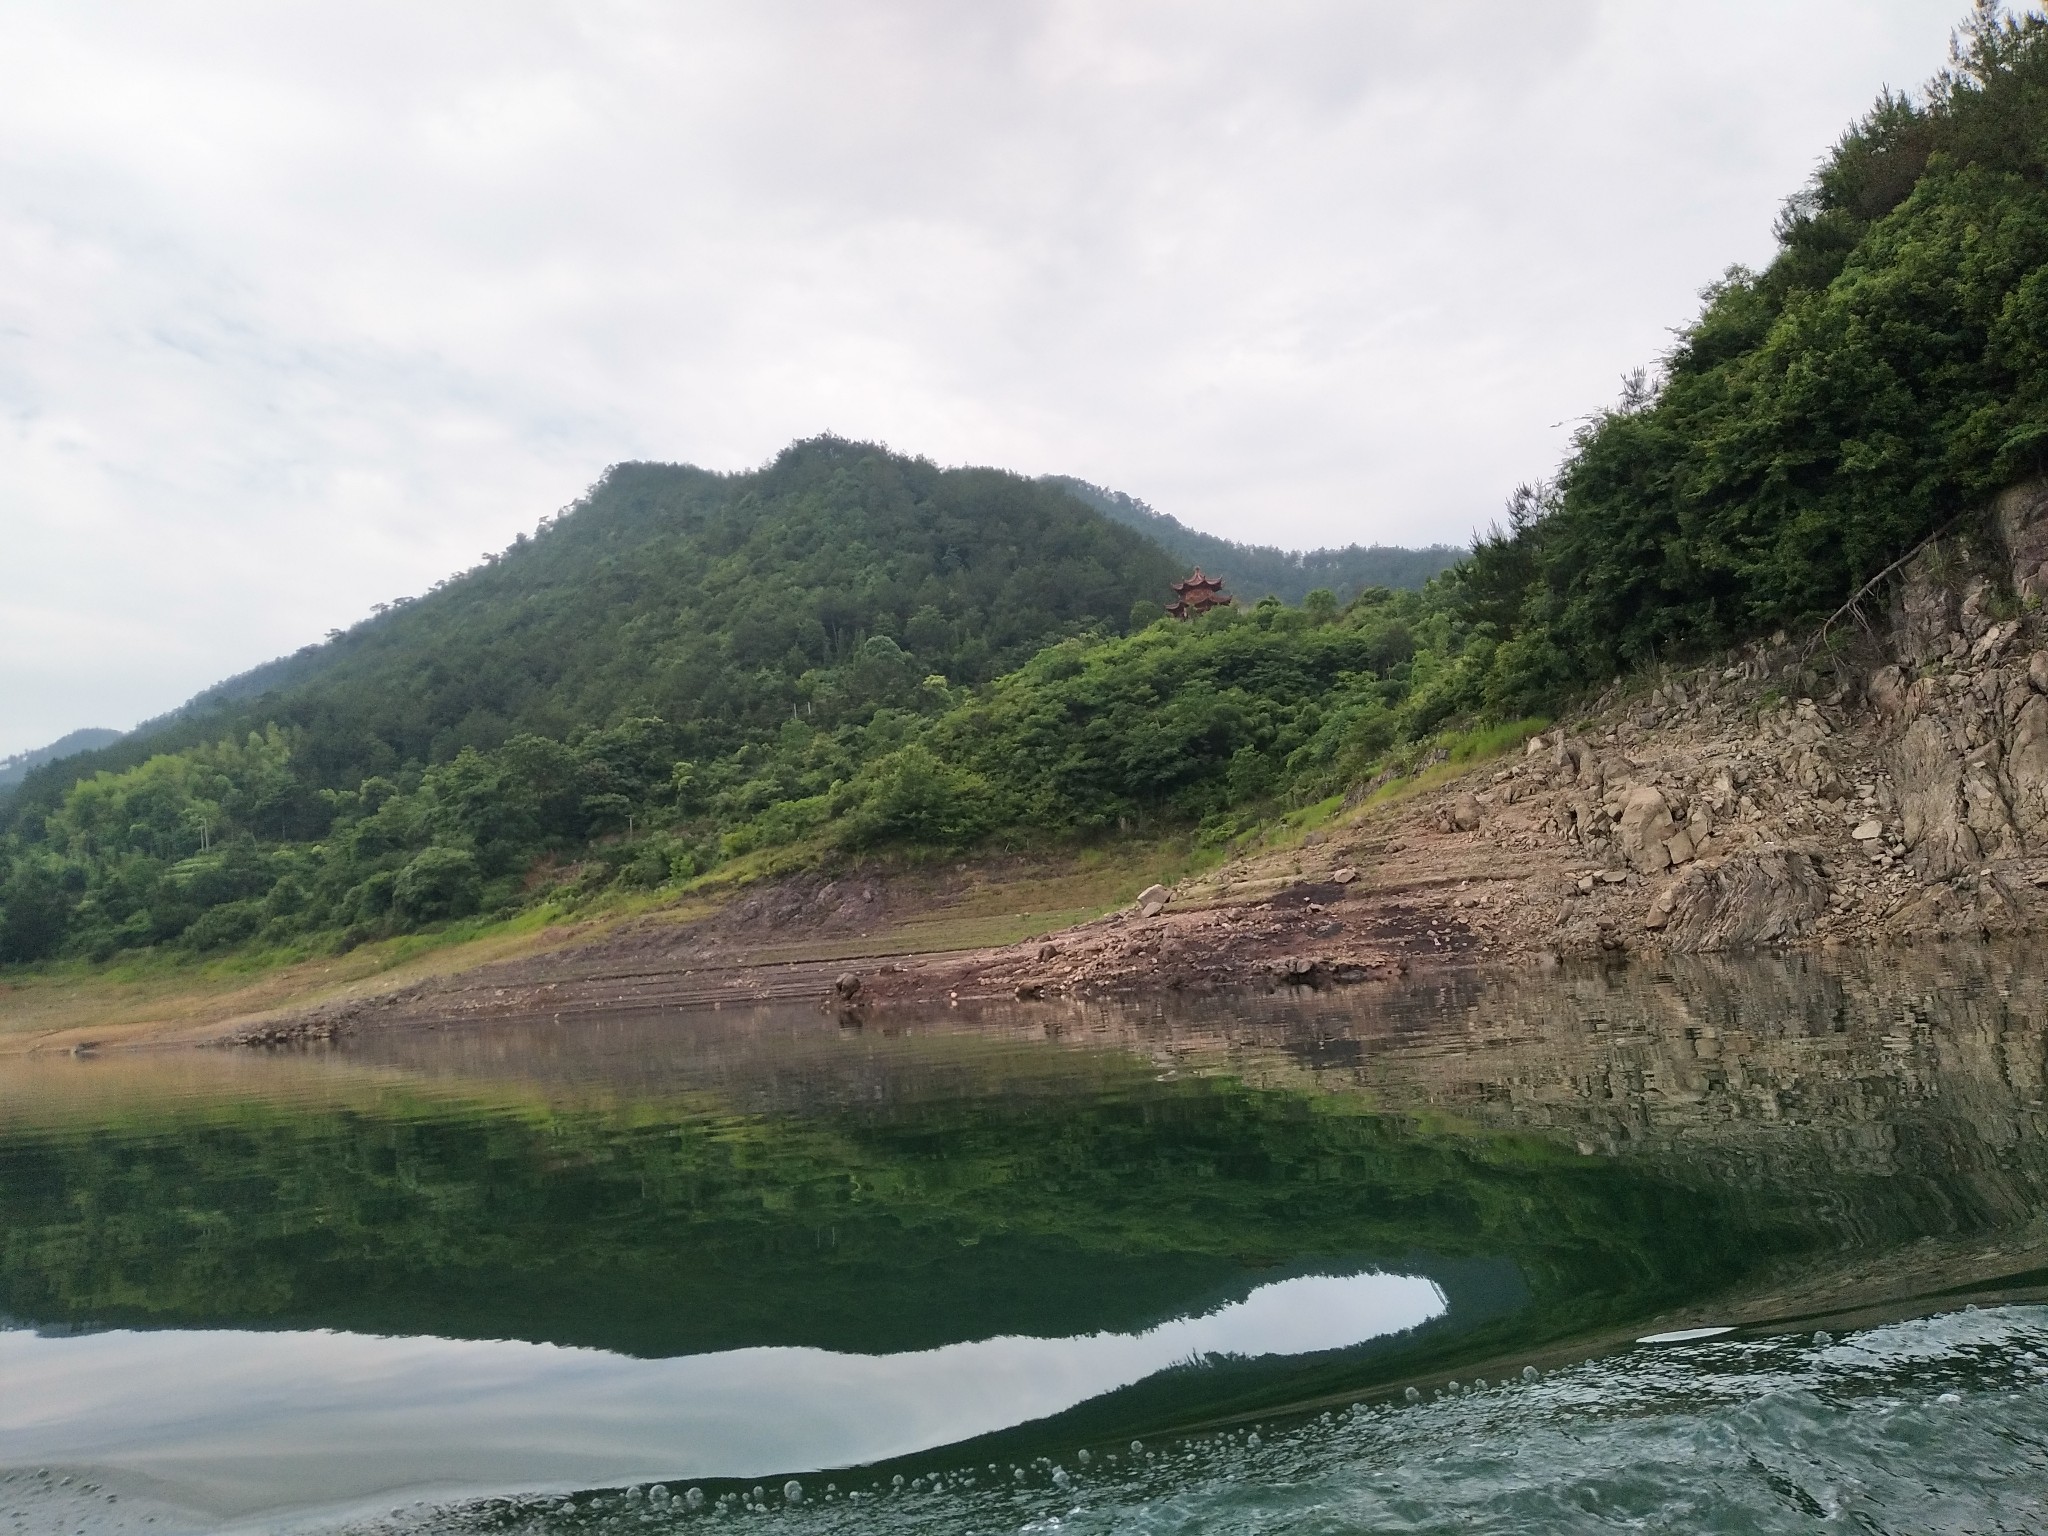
left=1617, top=786, right=1676, bottom=872
left=1896, top=713, right=1979, bottom=879
left=1999, top=479, right=2048, bottom=604
left=1881, top=484, right=2048, bottom=882
left=1894, top=551, right=1959, bottom=666
left=1658, top=851, right=1830, bottom=952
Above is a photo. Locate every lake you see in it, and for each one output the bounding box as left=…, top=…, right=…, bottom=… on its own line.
left=4, top=949, right=2047, bottom=1532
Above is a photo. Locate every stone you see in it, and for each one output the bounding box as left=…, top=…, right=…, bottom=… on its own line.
left=1598, top=869, right=1629, bottom=884
left=1960, top=575, right=1997, bottom=640
left=1894, top=547, right=1959, bottom=666
left=834, top=972, right=862, bottom=1000
left=2009, top=693, right=2048, bottom=842
left=1790, top=746, right=1845, bottom=802
left=1894, top=713, right=1981, bottom=879
left=1526, top=734, right=1549, bottom=756
left=1664, top=827, right=1696, bottom=866
left=1134, top=883, right=1169, bottom=916
left=1869, top=664, right=1910, bottom=718
left=1998, top=477, right=2048, bottom=603
left=1616, top=785, right=1676, bottom=871
left=2030, top=652, right=2048, bottom=696
left=1576, top=875, right=1596, bottom=895
left=1658, top=850, right=1830, bottom=952
left=1449, top=792, right=1483, bottom=832
left=1643, top=883, right=1681, bottom=931
left=1140, top=900, right=1165, bottom=919
left=1852, top=818, right=1882, bottom=841
left=1554, top=735, right=1600, bottom=787
left=1331, top=866, right=1358, bottom=884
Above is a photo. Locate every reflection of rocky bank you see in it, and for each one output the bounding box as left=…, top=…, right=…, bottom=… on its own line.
left=1047, top=950, right=2048, bottom=1184
left=978, top=949, right=2048, bottom=1329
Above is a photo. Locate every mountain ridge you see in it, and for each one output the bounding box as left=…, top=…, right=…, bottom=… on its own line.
left=1045, top=476, right=1461, bottom=604
left=0, top=729, right=123, bottom=794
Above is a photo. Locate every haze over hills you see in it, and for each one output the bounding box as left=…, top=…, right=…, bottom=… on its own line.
left=0, top=730, right=123, bottom=795
left=1046, top=477, right=1462, bottom=604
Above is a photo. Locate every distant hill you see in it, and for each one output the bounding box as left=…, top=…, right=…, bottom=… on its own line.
left=0, top=728, right=122, bottom=797
left=1046, top=477, right=1463, bottom=605
left=7, top=438, right=1182, bottom=822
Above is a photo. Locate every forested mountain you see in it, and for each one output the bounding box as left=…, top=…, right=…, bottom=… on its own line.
left=0, top=730, right=123, bottom=794
left=8, top=439, right=1180, bottom=823
left=12, top=7, right=2048, bottom=970
left=1048, top=477, right=1462, bottom=604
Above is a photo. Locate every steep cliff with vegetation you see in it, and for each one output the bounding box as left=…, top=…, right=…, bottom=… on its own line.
left=9, top=6, right=2048, bottom=978
left=1455, top=4, right=2048, bottom=713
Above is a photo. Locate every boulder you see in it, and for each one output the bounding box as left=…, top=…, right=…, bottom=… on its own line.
left=1658, top=851, right=1830, bottom=952
left=1135, top=883, right=1170, bottom=918
left=834, top=971, right=862, bottom=1000
left=1331, top=866, right=1359, bottom=885
left=1616, top=786, right=1676, bottom=872
left=1449, top=792, right=1483, bottom=832
left=1643, top=883, right=1680, bottom=930
left=1554, top=735, right=1600, bottom=787
left=1868, top=664, right=1910, bottom=718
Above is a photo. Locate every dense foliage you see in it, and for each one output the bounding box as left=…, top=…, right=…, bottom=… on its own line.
left=0, top=588, right=1457, bottom=962
left=1458, top=3, right=2048, bottom=708
left=1051, top=476, right=1463, bottom=604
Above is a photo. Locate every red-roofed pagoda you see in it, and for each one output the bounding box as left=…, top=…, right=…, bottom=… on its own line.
left=1166, top=568, right=1232, bottom=620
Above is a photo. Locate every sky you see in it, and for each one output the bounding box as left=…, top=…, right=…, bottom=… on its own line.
left=0, top=1, right=1970, bottom=758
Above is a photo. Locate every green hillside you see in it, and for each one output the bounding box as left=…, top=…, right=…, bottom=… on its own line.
left=1455, top=4, right=2048, bottom=711
left=1048, top=477, right=1462, bottom=604
left=10, top=7, right=2048, bottom=970
left=9, top=440, right=1179, bottom=818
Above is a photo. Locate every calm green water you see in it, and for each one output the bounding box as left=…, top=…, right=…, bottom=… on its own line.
left=4, top=950, right=2048, bottom=1532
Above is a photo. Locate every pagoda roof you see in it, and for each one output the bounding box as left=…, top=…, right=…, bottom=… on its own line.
left=1170, top=568, right=1226, bottom=593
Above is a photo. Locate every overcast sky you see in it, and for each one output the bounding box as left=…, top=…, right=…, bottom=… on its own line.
left=1, top=1, right=1969, bottom=758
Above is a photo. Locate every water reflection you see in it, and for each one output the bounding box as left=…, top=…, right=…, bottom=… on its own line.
left=0, top=1272, right=1444, bottom=1517
left=2, top=945, right=2047, bottom=1524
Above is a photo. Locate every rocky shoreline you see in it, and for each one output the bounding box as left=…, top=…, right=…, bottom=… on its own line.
left=230, top=481, right=2048, bottom=1047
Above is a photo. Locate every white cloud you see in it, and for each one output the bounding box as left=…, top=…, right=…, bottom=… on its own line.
left=0, top=0, right=1963, bottom=756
